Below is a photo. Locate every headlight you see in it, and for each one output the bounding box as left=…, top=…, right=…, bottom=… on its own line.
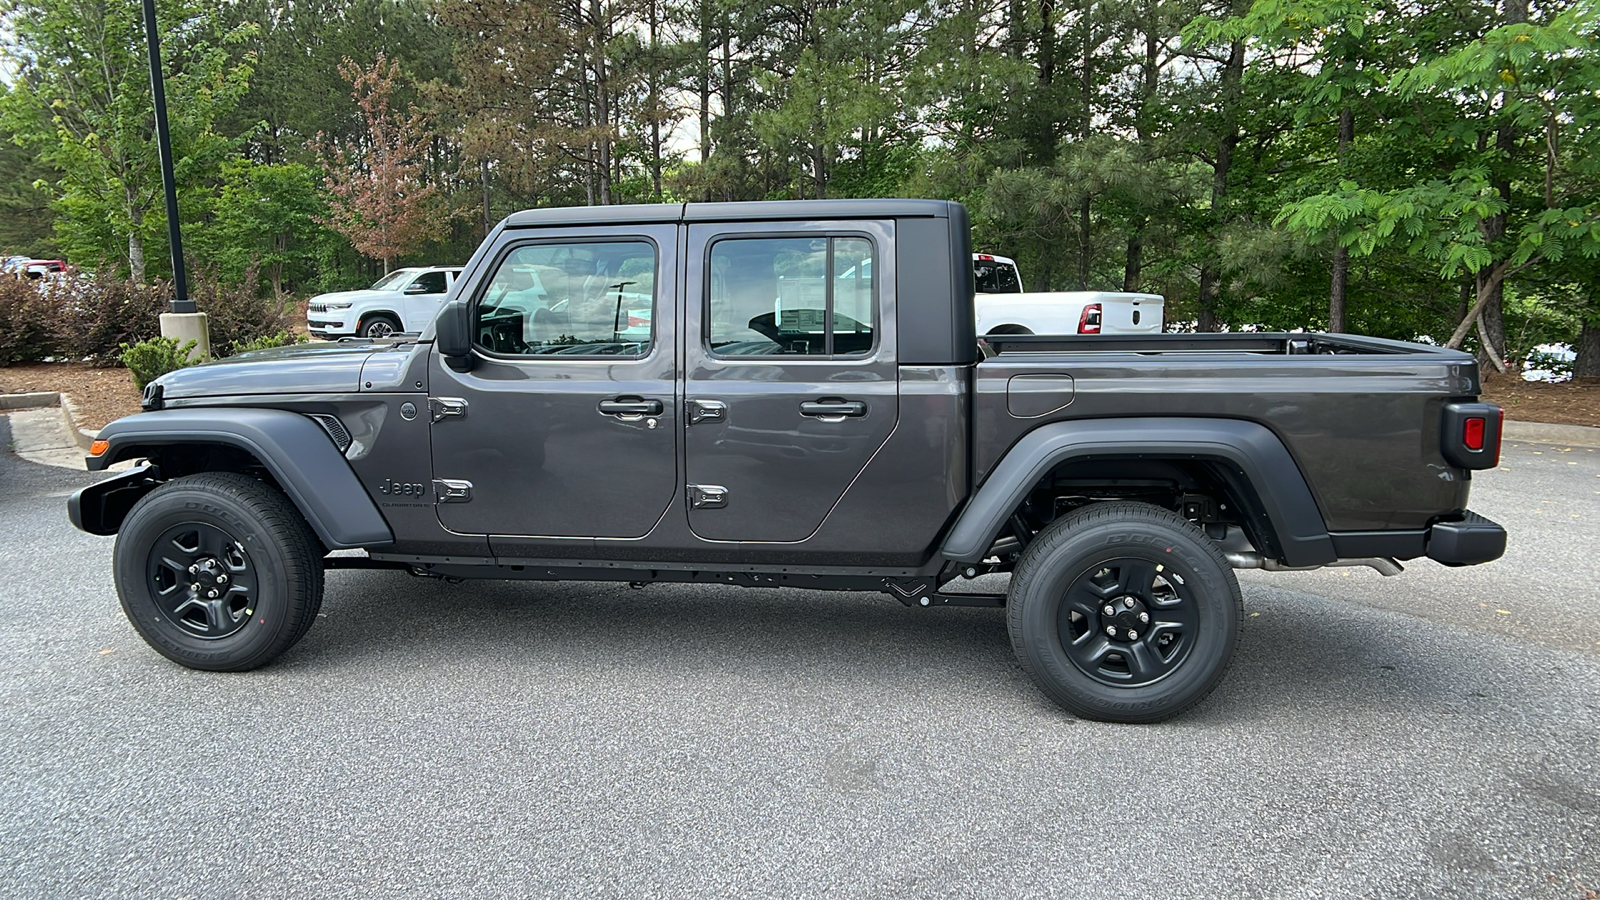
left=324, top=301, right=353, bottom=310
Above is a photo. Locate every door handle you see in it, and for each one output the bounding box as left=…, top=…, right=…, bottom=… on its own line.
left=799, top=399, right=866, bottom=419
left=598, top=397, right=663, bottom=417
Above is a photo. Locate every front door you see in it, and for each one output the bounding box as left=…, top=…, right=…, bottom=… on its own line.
left=682, top=220, right=899, bottom=542
left=429, top=225, right=678, bottom=538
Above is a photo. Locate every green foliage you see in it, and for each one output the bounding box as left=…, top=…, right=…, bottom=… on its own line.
left=206, top=160, right=328, bottom=295
left=119, top=337, right=199, bottom=390
left=0, top=0, right=256, bottom=280
left=226, top=329, right=306, bottom=356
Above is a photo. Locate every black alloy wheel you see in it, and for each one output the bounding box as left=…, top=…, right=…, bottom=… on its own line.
left=1007, top=501, right=1242, bottom=723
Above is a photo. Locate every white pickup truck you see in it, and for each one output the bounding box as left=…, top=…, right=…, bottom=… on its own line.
left=973, top=253, right=1164, bottom=335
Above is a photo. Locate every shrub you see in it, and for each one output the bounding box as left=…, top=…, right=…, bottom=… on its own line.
left=120, top=337, right=199, bottom=390
left=193, top=264, right=298, bottom=351
left=227, top=329, right=306, bottom=356
left=0, top=277, right=57, bottom=366
left=46, top=273, right=170, bottom=366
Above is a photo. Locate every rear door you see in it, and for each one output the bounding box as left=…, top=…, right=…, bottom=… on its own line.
left=682, top=220, right=899, bottom=542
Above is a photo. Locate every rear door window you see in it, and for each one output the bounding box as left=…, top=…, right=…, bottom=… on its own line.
left=707, top=236, right=875, bottom=357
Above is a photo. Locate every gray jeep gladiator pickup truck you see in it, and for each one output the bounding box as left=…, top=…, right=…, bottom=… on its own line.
left=68, top=199, right=1507, bottom=722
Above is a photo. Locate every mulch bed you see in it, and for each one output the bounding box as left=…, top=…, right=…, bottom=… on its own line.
left=0, top=363, right=143, bottom=431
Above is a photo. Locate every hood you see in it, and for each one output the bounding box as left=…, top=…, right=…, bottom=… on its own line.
left=309, top=288, right=391, bottom=307
left=154, top=341, right=385, bottom=400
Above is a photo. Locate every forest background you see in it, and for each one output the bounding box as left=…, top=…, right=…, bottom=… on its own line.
left=0, top=0, right=1596, bottom=376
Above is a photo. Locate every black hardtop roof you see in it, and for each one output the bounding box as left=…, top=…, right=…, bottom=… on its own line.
left=502, top=198, right=957, bottom=229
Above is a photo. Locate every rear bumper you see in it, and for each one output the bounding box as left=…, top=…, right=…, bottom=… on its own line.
left=1328, top=509, right=1506, bottom=567
left=1426, top=510, right=1507, bottom=566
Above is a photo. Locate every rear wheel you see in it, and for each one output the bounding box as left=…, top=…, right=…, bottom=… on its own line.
left=1006, top=501, right=1241, bottom=723
left=359, top=313, right=402, bottom=338
left=113, top=473, right=324, bottom=671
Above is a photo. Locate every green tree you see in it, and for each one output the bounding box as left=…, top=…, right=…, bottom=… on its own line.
left=0, top=0, right=253, bottom=280
left=208, top=159, right=327, bottom=295
left=1272, top=0, right=1600, bottom=368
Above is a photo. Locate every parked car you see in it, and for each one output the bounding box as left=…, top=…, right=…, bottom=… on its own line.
left=306, top=267, right=463, bottom=339
left=71, top=199, right=1506, bottom=724
left=972, top=253, right=1164, bottom=335
left=21, top=259, right=67, bottom=280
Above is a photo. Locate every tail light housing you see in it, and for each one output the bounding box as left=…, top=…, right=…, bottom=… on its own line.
left=1440, top=402, right=1503, bottom=469
left=1077, top=303, right=1102, bottom=334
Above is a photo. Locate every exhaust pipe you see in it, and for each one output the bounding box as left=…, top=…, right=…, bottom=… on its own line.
left=1224, top=551, right=1403, bottom=577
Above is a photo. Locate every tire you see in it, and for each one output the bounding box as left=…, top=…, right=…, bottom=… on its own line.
left=359, top=314, right=402, bottom=338
left=112, top=472, right=325, bottom=671
left=1006, top=501, right=1241, bottom=723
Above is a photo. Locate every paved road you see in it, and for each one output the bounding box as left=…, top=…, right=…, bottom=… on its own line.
left=1, top=419, right=1596, bottom=899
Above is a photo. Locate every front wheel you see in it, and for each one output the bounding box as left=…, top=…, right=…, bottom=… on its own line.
left=359, top=314, right=402, bottom=338
left=1007, top=502, right=1241, bottom=723
left=113, top=473, right=324, bottom=671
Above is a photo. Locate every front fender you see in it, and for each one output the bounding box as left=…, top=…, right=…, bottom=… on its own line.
left=80, top=408, right=394, bottom=550
left=941, top=417, right=1336, bottom=567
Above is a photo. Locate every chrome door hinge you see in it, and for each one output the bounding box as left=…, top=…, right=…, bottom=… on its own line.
left=687, top=484, right=728, bottom=509
left=429, top=397, right=468, bottom=423
left=433, top=479, right=473, bottom=503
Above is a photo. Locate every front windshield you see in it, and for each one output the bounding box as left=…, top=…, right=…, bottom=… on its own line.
left=370, top=270, right=414, bottom=291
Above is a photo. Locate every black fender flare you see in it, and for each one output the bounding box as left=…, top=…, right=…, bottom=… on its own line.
left=76, top=408, right=394, bottom=550
left=942, top=417, right=1336, bottom=567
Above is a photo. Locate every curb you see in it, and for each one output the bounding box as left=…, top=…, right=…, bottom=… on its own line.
left=1502, top=420, right=1600, bottom=448
left=0, top=391, right=99, bottom=452
left=0, top=392, right=60, bottom=411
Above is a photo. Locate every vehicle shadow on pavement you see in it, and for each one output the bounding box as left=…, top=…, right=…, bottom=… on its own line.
left=253, top=568, right=1590, bottom=727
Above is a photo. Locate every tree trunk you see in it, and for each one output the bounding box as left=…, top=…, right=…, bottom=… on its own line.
left=479, top=158, right=492, bottom=238
left=1078, top=195, right=1091, bottom=289
left=1123, top=218, right=1144, bottom=292
left=1197, top=37, right=1244, bottom=333
left=1574, top=320, right=1600, bottom=382
left=1329, top=106, right=1353, bottom=333
left=698, top=0, right=711, bottom=175
left=128, top=231, right=145, bottom=284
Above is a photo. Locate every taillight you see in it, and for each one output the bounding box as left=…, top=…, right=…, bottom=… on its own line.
left=1440, top=402, right=1502, bottom=469
left=1078, top=303, right=1102, bottom=334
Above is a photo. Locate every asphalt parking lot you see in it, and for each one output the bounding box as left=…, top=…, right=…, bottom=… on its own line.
left=1, top=417, right=1596, bottom=899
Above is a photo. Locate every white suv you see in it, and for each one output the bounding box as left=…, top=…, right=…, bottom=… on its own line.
left=307, top=266, right=463, bottom=339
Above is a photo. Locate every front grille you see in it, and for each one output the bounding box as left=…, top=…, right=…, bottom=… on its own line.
left=307, top=414, right=352, bottom=453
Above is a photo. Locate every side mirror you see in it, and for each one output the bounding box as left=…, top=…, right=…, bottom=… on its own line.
left=435, top=299, right=474, bottom=371
left=403, top=282, right=429, bottom=294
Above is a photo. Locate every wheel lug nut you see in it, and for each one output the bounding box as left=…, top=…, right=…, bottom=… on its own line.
left=1103, top=605, right=1115, bottom=616
left=1127, top=629, right=1139, bottom=640
left=188, top=564, right=198, bottom=574
left=207, top=589, right=218, bottom=598
left=1139, top=612, right=1149, bottom=623
left=1106, top=626, right=1117, bottom=637
left=1123, top=597, right=1135, bottom=608
left=217, top=574, right=229, bottom=584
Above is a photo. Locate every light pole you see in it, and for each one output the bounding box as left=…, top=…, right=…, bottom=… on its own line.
left=144, top=0, right=210, bottom=356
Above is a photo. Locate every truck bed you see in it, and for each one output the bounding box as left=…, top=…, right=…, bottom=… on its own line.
left=973, top=331, right=1482, bottom=533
